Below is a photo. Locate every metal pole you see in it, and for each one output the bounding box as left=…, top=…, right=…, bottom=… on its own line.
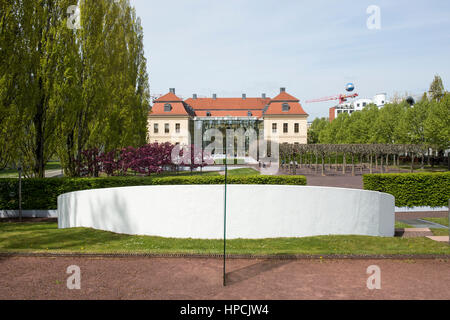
left=223, top=151, right=228, bottom=286
left=18, top=163, right=22, bottom=223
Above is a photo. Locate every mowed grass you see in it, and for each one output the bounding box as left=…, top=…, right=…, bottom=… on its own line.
left=422, top=218, right=449, bottom=236
left=395, top=221, right=413, bottom=229
left=1, top=222, right=449, bottom=255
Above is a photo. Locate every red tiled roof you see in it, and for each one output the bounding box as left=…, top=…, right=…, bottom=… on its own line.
left=271, top=91, right=299, bottom=102
left=150, top=101, right=191, bottom=116
left=185, top=98, right=270, bottom=110
left=265, top=91, right=308, bottom=116
left=150, top=92, right=191, bottom=116
left=149, top=90, right=308, bottom=117
left=155, top=92, right=183, bottom=102
left=264, top=102, right=308, bottom=116
left=195, top=110, right=263, bottom=118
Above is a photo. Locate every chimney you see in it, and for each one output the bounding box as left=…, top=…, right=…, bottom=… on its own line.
left=193, top=94, right=197, bottom=100
left=213, top=94, right=217, bottom=100
left=242, top=94, right=246, bottom=100
left=262, top=93, right=266, bottom=99
left=170, top=88, right=176, bottom=94
left=280, top=87, right=286, bottom=93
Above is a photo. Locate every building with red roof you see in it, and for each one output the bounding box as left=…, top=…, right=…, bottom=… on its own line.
left=148, top=88, right=309, bottom=149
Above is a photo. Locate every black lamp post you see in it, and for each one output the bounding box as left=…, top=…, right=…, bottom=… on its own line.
left=223, top=126, right=231, bottom=286
left=18, top=160, right=23, bottom=222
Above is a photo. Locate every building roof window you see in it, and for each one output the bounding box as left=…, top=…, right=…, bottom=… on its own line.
left=282, top=103, right=290, bottom=112
left=206, top=111, right=211, bottom=117
left=164, top=104, right=172, bottom=112
left=247, top=111, right=252, bottom=117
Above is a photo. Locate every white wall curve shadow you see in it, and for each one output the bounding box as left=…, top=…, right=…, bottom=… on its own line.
left=58, top=185, right=395, bottom=239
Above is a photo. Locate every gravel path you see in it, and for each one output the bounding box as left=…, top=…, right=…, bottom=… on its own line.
left=1, top=257, right=449, bottom=300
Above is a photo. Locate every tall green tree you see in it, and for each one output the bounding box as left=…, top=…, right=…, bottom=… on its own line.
left=429, top=74, right=445, bottom=101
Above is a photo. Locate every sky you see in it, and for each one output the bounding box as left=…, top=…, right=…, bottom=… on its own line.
left=129, top=0, right=450, bottom=120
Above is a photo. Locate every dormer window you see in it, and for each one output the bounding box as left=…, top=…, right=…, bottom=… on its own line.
left=164, top=104, right=172, bottom=112
left=247, top=111, right=252, bottom=117
left=282, top=103, right=290, bottom=112
left=206, top=112, right=211, bottom=117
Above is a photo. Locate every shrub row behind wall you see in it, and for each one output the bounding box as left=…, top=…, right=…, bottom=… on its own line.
left=363, top=172, right=450, bottom=207
left=0, top=175, right=307, bottom=210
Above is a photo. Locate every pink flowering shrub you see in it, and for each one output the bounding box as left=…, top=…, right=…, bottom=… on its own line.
left=75, top=143, right=211, bottom=177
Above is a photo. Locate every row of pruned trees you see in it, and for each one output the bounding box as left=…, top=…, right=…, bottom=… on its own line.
left=280, top=144, right=428, bottom=176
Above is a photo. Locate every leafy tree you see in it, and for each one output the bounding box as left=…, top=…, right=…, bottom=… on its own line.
left=425, top=93, right=450, bottom=159
left=307, top=118, right=328, bottom=144
left=429, top=74, right=445, bottom=101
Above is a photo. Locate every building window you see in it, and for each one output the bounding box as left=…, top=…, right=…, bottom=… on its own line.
left=247, top=111, right=252, bottom=117
left=154, top=124, right=159, bottom=134
left=164, top=104, right=172, bottom=112
left=282, top=103, right=290, bottom=112
left=165, top=123, right=170, bottom=134
left=294, top=123, right=299, bottom=133
left=363, top=102, right=367, bottom=107
left=283, top=123, right=288, bottom=133
left=206, top=112, right=211, bottom=117
left=272, top=123, right=277, bottom=133
left=175, top=123, right=180, bottom=133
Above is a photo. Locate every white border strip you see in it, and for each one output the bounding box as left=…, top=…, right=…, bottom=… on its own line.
left=395, top=206, right=448, bottom=213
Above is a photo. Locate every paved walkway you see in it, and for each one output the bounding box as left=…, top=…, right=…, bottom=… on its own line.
left=0, top=257, right=449, bottom=300
left=398, top=219, right=448, bottom=229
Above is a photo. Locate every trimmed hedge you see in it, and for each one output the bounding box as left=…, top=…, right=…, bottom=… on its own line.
left=0, top=175, right=307, bottom=210
left=363, top=172, right=450, bottom=208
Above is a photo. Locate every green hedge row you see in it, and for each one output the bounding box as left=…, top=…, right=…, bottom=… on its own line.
left=0, top=175, right=307, bottom=210
left=363, top=172, right=450, bottom=207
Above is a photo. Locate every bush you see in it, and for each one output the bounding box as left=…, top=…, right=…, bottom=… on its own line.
left=0, top=175, right=307, bottom=210
left=363, top=172, right=450, bottom=207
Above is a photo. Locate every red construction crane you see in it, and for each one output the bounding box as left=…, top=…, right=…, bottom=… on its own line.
left=306, top=93, right=359, bottom=105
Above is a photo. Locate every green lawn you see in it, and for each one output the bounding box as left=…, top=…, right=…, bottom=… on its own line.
left=422, top=217, right=449, bottom=227
left=1, top=222, right=449, bottom=255
left=395, top=221, right=413, bottom=229
left=422, top=218, right=449, bottom=236
left=0, top=161, right=62, bottom=178
left=226, top=168, right=260, bottom=176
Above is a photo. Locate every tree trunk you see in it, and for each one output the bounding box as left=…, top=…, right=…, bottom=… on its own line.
left=321, top=154, right=325, bottom=176
left=410, top=153, right=415, bottom=173
left=380, top=154, right=384, bottom=173
left=315, top=153, right=318, bottom=174
left=342, top=153, right=346, bottom=174
left=351, top=153, right=355, bottom=176
left=369, top=153, right=373, bottom=174
left=385, top=154, right=389, bottom=173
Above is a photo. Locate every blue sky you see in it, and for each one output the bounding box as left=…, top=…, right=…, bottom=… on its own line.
left=130, top=0, right=450, bottom=120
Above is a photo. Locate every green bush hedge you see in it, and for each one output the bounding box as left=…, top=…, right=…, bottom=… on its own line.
left=0, top=175, right=307, bottom=210
left=363, top=172, right=450, bottom=207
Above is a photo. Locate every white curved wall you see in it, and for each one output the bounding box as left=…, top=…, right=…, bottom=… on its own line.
left=58, top=185, right=395, bottom=239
